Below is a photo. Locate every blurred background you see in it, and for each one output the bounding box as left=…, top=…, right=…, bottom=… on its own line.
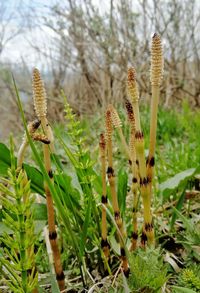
left=0, top=0, right=200, bottom=139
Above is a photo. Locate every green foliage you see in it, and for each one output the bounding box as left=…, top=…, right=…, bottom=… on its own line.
left=59, top=94, right=101, bottom=248
left=172, top=287, right=197, bottom=293
left=0, top=142, right=44, bottom=195
left=174, top=209, right=200, bottom=261
left=128, top=248, right=168, bottom=292
left=0, top=139, right=38, bottom=292
left=117, top=168, right=128, bottom=218
left=174, top=264, right=200, bottom=292
left=159, top=168, right=197, bottom=199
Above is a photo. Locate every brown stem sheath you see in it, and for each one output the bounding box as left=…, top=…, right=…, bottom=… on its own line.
left=135, top=131, right=155, bottom=246
left=105, top=110, right=129, bottom=276
left=127, top=69, right=155, bottom=246
left=126, top=101, right=139, bottom=251
left=41, top=117, right=65, bottom=291
left=32, top=68, right=65, bottom=291
left=99, top=133, right=110, bottom=260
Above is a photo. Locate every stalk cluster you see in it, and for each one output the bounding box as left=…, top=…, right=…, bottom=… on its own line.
left=99, top=33, right=163, bottom=274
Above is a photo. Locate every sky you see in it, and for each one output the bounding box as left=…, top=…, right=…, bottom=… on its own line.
left=0, top=0, right=111, bottom=68
left=0, top=0, right=54, bottom=67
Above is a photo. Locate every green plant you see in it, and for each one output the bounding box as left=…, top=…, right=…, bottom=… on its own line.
left=61, top=93, right=102, bottom=249
left=0, top=138, right=38, bottom=292
left=174, top=209, right=200, bottom=261
left=128, top=247, right=168, bottom=292
left=177, top=266, right=200, bottom=291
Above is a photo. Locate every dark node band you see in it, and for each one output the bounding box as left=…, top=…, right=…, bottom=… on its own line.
left=49, top=231, right=57, bottom=240
left=120, top=247, right=126, bottom=257
left=107, top=166, right=114, bottom=176
left=124, top=267, right=130, bottom=278
left=145, top=222, right=153, bottom=232
left=42, top=138, right=51, bottom=145
left=140, top=177, right=148, bottom=186
left=135, top=131, right=144, bottom=139
left=114, top=211, right=120, bottom=219
left=101, top=195, right=108, bottom=204
left=125, top=99, right=133, bottom=113
left=131, top=232, right=138, bottom=240
left=48, top=170, right=53, bottom=178
left=149, top=157, right=155, bottom=167
left=56, top=271, right=65, bottom=281
left=143, top=177, right=147, bottom=185
left=101, top=238, right=110, bottom=248
left=141, top=232, right=148, bottom=243
left=132, top=177, right=137, bottom=183
left=33, top=119, right=41, bottom=129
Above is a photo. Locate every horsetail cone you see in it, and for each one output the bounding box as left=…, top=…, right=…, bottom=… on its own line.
left=108, top=104, right=122, bottom=129
left=127, top=67, right=139, bottom=103
left=108, top=104, right=131, bottom=161
left=105, top=109, right=113, bottom=141
left=32, top=68, right=54, bottom=149
left=32, top=68, right=47, bottom=119
left=127, top=67, right=141, bottom=131
left=150, top=33, right=163, bottom=86
left=125, top=99, right=135, bottom=130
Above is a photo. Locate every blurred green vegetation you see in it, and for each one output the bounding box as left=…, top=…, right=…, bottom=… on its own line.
left=60, top=100, right=200, bottom=184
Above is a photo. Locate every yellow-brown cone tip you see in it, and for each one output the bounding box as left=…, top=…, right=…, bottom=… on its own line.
left=108, top=104, right=122, bottom=129
left=150, top=33, right=163, bottom=86
left=32, top=68, right=47, bottom=119
left=105, top=109, right=113, bottom=141
left=127, top=67, right=139, bottom=102
left=127, top=67, right=136, bottom=82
